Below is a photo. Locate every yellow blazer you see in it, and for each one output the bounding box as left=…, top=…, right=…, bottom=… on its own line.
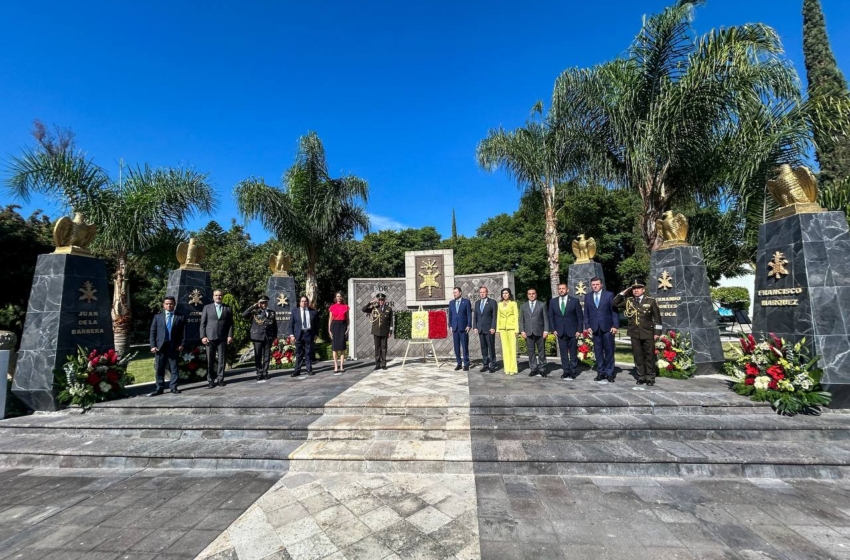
left=496, top=301, right=518, bottom=332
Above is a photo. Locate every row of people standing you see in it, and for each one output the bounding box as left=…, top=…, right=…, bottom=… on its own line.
left=449, top=277, right=662, bottom=385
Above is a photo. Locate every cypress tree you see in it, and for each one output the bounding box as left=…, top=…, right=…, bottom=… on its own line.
left=451, top=208, right=458, bottom=242
left=803, top=0, right=850, bottom=186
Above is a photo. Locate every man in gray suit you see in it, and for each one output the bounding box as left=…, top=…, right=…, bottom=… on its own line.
left=519, top=288, right=550, bottom=377
left=200, top=289, right=234, bottom=388
left=473, top=286, right=498, bottom=373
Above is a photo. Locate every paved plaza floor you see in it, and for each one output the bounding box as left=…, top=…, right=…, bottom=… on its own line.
left=1, top=357, right=850, bottom=559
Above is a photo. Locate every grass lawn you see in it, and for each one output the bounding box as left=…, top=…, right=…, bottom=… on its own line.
left=127, top=352, right=155, bottom=384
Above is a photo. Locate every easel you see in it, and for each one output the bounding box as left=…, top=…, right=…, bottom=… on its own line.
left=401, top=306, right=443, bottom=370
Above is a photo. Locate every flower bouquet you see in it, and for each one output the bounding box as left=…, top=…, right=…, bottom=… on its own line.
left=179, top=346, right=207, bottom=382
left=577, top=329, right=595, bottom=367
left=271, top=337, right=296, bottom=369
left=654, top=330, right=696, bottom=379
left=725, top=333, right=830, bottom=415
left=57, top=347, right=136, bottom=411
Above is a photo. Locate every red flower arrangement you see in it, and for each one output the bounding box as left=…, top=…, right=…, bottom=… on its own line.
left=428, top=310, right=448, bottom=339
left=58, top=346, right=135, bottom=411
left=576, top=329, right=595, bottom=366
left=653, top=330, right=696, bottom=379
left=270, top=338, right=296, bottom=369
left=179, top=346, right=207, bottom=381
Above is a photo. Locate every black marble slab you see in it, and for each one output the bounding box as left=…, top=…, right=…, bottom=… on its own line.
left=166, top=268, right=212, bottom=349
left=567, top=262, right=606, bottom=308
left=267, top=275, right=297, bottom=338
left=12, top=254, right=115, bottom=411
left=649, top=246, right=724, bottom=374
left=753, top=211, right=850, bottom=408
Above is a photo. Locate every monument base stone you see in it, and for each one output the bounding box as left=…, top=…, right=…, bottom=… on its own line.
left=753, top=211, right=850, bottom=408
left=13, top=254, right=115, bottom=411
left=649, top=246, right=724, bottom=375
left=166, top=268, right=212, bottom=349
left=267, top=275, right=297, bottom=338
left=567, top=262, right=605, bottom=304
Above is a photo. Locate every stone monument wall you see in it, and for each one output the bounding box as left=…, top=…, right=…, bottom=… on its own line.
left=348, top=272, right=515, bottom=361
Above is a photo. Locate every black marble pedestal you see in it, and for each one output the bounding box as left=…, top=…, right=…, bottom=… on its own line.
left=12, top=254, right=115, bottom=411
left=267, top=276, right=297, bottom=338
left=567, top=262, right=605, bottom=305
left=166, top=269, right=212, bottom=349
left=753, top=211, right=850, bottom=408
left=649, top=246, right=725, bottom=375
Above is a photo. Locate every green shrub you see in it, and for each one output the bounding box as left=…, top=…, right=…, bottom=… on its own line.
left=394, top=311, right=412, bottom=340
left=710, top=287, right=750, bottom=310
left=517, top=334, right=558, bottom=357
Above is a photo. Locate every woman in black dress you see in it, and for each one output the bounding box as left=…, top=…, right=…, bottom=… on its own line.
left=327, top=291, right=350, bottom=373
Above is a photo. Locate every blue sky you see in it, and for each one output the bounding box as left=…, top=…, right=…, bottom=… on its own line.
left=2, top=1, right=849, bottom=242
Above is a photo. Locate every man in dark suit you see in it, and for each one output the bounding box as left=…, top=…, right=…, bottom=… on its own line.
left=548, top=283, right=584, bottom=380
left=243, top=294, right=278, bottom=382
left=148, top=296, right=186, bottom=396
left=289, top=296, right=319, bottom=377
left=448, top=287, right=472, bottom=371
left=362, top=293, right=393, bottom=370
left=200, top=289, right=233, bottom=388
left=584, top=276, right=619, bottom=382
left=473, top=286, right=498, bottom=373
left=519, top=288, right=550, bottom=377
left=613, top=278, right=663, bottom=386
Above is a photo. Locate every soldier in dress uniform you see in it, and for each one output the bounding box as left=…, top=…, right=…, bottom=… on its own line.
left=613, top=278, right=662, bottom=386
left=242, top=295, right=278, bottom=382
left=361, top=292, right=394, bottom=370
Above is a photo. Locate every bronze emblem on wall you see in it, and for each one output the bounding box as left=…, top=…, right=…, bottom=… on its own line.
left=416, top=255, right=444, bottom=300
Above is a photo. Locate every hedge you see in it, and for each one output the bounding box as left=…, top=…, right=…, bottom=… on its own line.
left=710, top=286, right=750, bottom=310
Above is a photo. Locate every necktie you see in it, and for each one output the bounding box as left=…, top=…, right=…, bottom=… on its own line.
left=216, top=305, right=221, bottom=319
left=302, top=309, right=307, bottom=329
left=560, top=297, right=566, bottom=314
left=595, top=293, right=600, bottom=308
left=531, top=301, right=535, bottom=313
left=456, top=300, right=460, bottom=313
left=165, top=313, right=172, bottom=341
left=480, top=300, right=485, bottom=313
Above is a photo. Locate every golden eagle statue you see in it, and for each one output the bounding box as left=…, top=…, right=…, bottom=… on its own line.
left=655, top=211, right=689, bottom=249
left=766, top=164, right=824, bottom=220
left=269, top=250, right=292, bottom=277
left=53, top=212, right=97, bottom=255
left=176, top=238, right=205, bottom=270
left=571, top=234, right=596, bottom=264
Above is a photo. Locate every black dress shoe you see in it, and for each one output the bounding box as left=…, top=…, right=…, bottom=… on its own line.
left=463, top=366, right=469, bottom=371
left=593, top=375, right=604, bottom=382
left=217, top=379, right=226, bottom=387
left=489, top=367, right=497, bottom=373
left=646, top=381, right=655, bottom=386
left=207, top=382, right=215, bottom=389
left=480, top=366, right=489, bottom=372
left=528, top=370, right=540, bottom=377
left=382, top=365, right=388, bottom=370
left=374, top=365, right=381, bottom=371
left=607, top=377, right=615, bottom=383
left=148, top=389, right=164, bottom=397
left=561, top=372, right=570, bottom=379
left=291, top=371, right=301, bottom=377
left=540, top=370, right=549, bottom=378
left=636, top=379, right=646, bottom=385
left=170, top=388, right=181, bottom=394
left=454, top=364, right=462, bottom=371
left=308, top=370, right=315, bottom=376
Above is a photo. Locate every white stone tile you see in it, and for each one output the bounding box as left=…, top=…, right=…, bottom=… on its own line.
left=360, top=505, right=403, bottom=532
left=406, top=505, right=453, bottom=534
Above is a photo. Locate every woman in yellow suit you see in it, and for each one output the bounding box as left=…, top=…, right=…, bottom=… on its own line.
left=496, top=288, right=519, bottom=375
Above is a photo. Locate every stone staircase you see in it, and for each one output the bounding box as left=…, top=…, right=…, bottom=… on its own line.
left=1, top=364, right=849, bottom=478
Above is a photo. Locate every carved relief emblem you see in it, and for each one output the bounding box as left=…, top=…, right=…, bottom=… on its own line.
left=276, top=293, right=289, bottom=307
left=418, top=258, right=442, bottom=297
left=188, top=289, right=204, bottom=306
left=574, top=281, right=587, bottom=296
left=657, top=271, right=674, bottom=291
left=79, top=281, right=98, bottom=303
left=768, top=251, right=790, bottom=280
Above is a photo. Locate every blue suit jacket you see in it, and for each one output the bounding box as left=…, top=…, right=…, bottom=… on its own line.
left=547, top=296, right=584, bottom=336
left=448, top=298, right=472, bottom=331
left=584, top=290, right=619, bottom=333
left=149, top=312, right=186, bottom=350
left=290, top=307, right=319, bottom=340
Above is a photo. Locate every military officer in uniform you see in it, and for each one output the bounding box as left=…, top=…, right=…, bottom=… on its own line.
left=242, top=295, right=278, bottom=382
left=613, top=278, right=663, bottom=386
left=362, top=292, right=394, bottom=370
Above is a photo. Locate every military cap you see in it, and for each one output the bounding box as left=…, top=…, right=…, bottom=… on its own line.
left=376, top=293, right=387, bottom=299
left=630, top=277, right=646, bottom=289
left=258, top=294, right=270, bottom=303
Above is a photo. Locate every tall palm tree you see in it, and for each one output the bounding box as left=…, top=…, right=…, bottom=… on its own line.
left=550, top=0, right=848, bottom=253
left=234, top=132, right=369, bottom=306
left=6, top=122, right=216, bottom=354
left=477, top=103, right=568, bottom=297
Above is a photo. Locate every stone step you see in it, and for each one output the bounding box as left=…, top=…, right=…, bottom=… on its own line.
left=1, top=432, right=849, bottom=478
left=78, top=391, right=776, bottom=417
left=3, top=413, right=850, bottom=442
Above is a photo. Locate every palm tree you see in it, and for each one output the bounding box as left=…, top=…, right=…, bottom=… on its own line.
left=6, top=121, right=216, bottom=354
left=550, top=0, right=848, bottom=253
left=477, top=103, right=568, bottom=297
left=234, top=132, right=369, bottom=306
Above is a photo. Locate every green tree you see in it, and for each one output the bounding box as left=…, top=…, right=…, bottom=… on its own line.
left=346, top=227, right=443, bottom=279
left=803, top=0, right=850, bottom=188
left=235, top=132, right=369, bottom=306
left=477, top=103, right=567, bottom=297
left=0, top=206, right=53, bottom=340
left=451, top=209, right=458, bottom=243
left=550, top=0, right=848, bottom=255
left=5, top=121, right=215, bottom=355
